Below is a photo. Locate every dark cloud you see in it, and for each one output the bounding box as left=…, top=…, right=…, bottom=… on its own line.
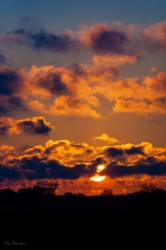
left=106, top=147, right=124, bottom=157
left=0, top=97, right=26, bottom=116
left=0, top=164, right=20, bottom=180
left=0, top=67, right=27, bottom=116
left=0, top=116, right=53, bottom=136
left=104, top=161, right=166, bottom=177
left=0, top=68, right=22, bottom=96
left=106, top=146, right=144, bottom=158
left=13, top=28, right=74, bottom=51
left=92, top=157, right=106, bottom=166
left=90, top=30, right=129, bottom=54
left=30, top=30, right=72, bottom=51
left=1, top=21, right=166, bottom=57
left=71, top=63, right=87, bottom=77
left=1, top=150, right=166, bottom=181
left=125, top=146, right=144, bottom=155
left=0, top=120, right=11, bottom=135
left=38, top=72, right=70, bottom=95
left=153, top=97, right=166, bottom=110
left=4, top=26, right=130, bottom=55
left=17, top=157, right=88, bottom=180
left=17, top=117, right=53, bottom=135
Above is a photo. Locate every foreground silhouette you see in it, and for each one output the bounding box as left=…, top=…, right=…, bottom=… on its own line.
left=0, top=184, right=165, bottom=248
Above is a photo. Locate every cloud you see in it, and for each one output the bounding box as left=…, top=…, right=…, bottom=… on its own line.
left=92, top=54, right=137, bottom=67
left=18, top=157, right=89, bottom=180
left=145, top=72, right=166, bottom=99
left=106, top=147, right=124, bottom=157
left=9, top=27, right=77, bottom=52
left=42, top=139, right=99, bottom=165
left=142, top=21, right=166, bottom=51
left=125, top=146, right=145, bottom=155
left=105, top=142, right=151, bottom=161
left=29, top=30, right=73, bottom=51
left=0, top=62, right=165, bottom=118
left=2, top=155, right=91, bottom=181
left=38, top=72, right=70, bottom=95
left=28, top=65, right=102, bottom=118
left=0, top=164, right=20, bottom=180
left=22, top=65, right=166, bottom=117
left=0, top=23, right=165, bottom=118
left=0, top=117, right=17, bottom=135
left=0, top=145, right=15, bottom=162
left=0, top=138, right=165, bottom=194
left=94, top=133, right=119, bottom=145
left=1, top=64, right=89, bottom=118
left=104, top=161, right=166, bottom=178
left=0, top=20, right=166, bottom=57
left=0, top=116, right=54, bottom=136
left=0, top=96, right=26, bottom=116
left=0, top=67, right=23, bottom=95
left=49, top=95, right=102, bottom=118
left=0, top=67, right=27, bottom=115
left=113, top=98, right=166, bottom=115
left=17, top=116, right=53, bottom=135
left=80, top=23, right=130, bottom=54
left=0, top=145, right=15, bottom=152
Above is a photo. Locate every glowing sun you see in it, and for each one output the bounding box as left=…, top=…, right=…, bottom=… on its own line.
left=90, top=165, right=106, bottom=182
left=90, top=175, right=106, bottom=182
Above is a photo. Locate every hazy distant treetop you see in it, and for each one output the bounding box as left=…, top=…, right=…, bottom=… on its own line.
left=100, top=188, right=114, bottom=196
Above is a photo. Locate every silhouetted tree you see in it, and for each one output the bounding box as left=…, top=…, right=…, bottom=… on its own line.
left=141, top=182, right=157, bottom=193
left=100, top=188, right=114, bottom=196
left=46, top=181, right=58, bottom=195
left=33, top=185, right=46, bottom=195
left=76, top=193, right=85, bottom=197
left=0, top=188, right=16, bottom=197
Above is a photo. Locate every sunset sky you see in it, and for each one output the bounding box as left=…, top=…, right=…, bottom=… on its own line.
left=0, top=0, right=166, bottom=195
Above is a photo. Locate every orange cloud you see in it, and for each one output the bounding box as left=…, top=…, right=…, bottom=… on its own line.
left=113, top=98, right=166, bottom=115
left=0, top=144, right=15, bottom=158
left=142, top=21, right=166, bottom=51
left=0, top=137, right=165, bottom=195
left=0, top=117, right=18, bottom=135
left=145, top=72, right=166, bottom=100
left=27, top=100, right=49, bottom=114
left=49, top=96, right=101, bottom=119
left=92, top=54, right=137, bottom=67
left=0, top=116, right=54, bottom=136
left=0, top=63, right=165, bottom=118
left=94, top=133, right=120, bottom=145
left=78, top=23, right=130, bottom=55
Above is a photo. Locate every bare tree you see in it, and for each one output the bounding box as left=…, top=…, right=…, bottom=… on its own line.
left=141, top=182, right=157, bottom=193
left=46, top=181, right=59, bottom=195
left=100, top=188, right=114, bottom=196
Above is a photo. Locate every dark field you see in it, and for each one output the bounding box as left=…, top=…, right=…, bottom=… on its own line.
left=0, top=187, right=165, bottom=249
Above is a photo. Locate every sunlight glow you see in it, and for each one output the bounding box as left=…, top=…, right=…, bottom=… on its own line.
left=97, top=165, right=105, bottom=173
left=90, top=165, right=106, bottom=182
left=90, top=175, right=106, bottom=182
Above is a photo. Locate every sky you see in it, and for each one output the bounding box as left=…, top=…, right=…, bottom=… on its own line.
left=0, top=0, right=166, bottom=195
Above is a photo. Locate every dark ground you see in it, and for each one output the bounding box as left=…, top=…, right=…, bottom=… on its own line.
left=0, top=188, right=165, bottom=249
